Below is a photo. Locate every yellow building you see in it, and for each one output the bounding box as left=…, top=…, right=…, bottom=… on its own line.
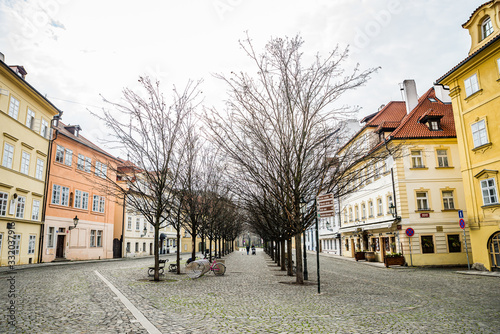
left=339, top=82, right=471, bottom=267
left=437, top=0, right=500, bottom=271
left=0, top=54, right=60, bottom=265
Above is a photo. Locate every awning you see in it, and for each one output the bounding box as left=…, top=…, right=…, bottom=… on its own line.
left=340, top=220, right=395, bottom=233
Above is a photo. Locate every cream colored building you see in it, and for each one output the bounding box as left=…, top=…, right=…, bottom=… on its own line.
left=0, top=54, right=59, bottom=265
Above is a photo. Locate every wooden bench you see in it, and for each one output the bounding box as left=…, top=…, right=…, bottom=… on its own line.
left=168, top=258, right=182, bottom=272
left=148, top=259, right=168, bottom=276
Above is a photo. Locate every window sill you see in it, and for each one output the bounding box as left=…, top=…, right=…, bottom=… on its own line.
left=435, top=166, right=454, bottom=169
left=410, top=167, right=428, bottom=170
left=472, top=142, right=492, bottom=153
left=54, top=161, right=72, bottom=170
left=441, top=209, right=458, bottom=212
left=415, top=209, right=434, bottom=213
left=464, top=88, right=483, bottom=101
left=481, top=203, right=500, bottom=209
left=377, top=213, right=383, bottom=216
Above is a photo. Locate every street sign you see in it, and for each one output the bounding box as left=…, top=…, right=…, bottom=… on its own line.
left=458, top=210, right=464, bottom=219
left=405, top=228, right=415, bottom=237
left=459, top=219, right=466, bottom=229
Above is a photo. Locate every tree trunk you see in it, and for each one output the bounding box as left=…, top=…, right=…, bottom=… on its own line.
left=154, top=221, right=160, bottom=281
left=286, top=239, right=292, bottom=275
left=295, top=233, right=304, bottom=284
left=191, top=230, right=197, bottom=260
left=176, top=226, right=181, bottom=274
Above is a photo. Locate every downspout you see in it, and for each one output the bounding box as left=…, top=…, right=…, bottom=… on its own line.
left=121, top=193, right=126, bottom=258
left=38, top=119, right=59, bottom=264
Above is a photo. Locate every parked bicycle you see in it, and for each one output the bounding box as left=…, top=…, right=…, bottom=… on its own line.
left=185, top=257, right=226, bottom=278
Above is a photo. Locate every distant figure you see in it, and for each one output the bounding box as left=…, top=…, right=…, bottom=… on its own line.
left=246, top=245, right=250, bottom=255
left=251, top=245, right=256, bottom=255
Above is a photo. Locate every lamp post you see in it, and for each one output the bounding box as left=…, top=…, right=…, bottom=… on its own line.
left=69, top=215, right=79, bottom=230
left=314, top=197, right=320, bottom=294
left=300, top=198, right=308, bottom=280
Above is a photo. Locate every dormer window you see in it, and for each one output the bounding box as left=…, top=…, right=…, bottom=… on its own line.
left=429, top=120, right=440, bottom=131
left=482, top=17, right=493, bottom=40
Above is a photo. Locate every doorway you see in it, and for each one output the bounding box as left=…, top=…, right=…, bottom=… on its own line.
left=488, top=232, right=500, bottom=271
left=56, top=235, right=65, bottom=258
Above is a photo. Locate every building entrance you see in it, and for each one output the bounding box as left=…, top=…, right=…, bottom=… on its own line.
left=489, top=232, right=500, bottom=271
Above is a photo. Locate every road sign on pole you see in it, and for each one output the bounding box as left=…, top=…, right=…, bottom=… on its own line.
left=405, top=228, right=414, bottom=266
left=458, top=210, right=464, bottom=219
left=459, top=219, right=466, bottom=229
left=405, top=228, right=414, bottom=237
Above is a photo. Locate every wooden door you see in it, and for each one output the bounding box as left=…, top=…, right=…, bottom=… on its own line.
left=56, top=235, right=65, bottom=258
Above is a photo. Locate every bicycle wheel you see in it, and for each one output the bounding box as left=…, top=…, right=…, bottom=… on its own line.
left=212, top=263, right=226, bottom=276
left=186, top=261, right=204, bottom=279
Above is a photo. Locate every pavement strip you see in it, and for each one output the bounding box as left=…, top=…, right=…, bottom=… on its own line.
left=94, top=270, right=162, bottom=334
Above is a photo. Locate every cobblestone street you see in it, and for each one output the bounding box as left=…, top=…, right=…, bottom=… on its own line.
left=1, top=250, right=499, bottom=333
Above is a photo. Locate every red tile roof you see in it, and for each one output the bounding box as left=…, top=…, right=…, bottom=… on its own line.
left=389, top=88, right=455, bottom=139
left=365, top=101, right=407, bottom=127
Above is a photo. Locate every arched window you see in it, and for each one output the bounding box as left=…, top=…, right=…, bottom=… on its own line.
left=482, top=17, right=493, bottom=40
left=489, top=232, right=500, bottom=270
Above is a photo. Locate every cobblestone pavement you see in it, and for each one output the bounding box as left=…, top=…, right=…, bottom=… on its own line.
left=1, top=249, right=499, bottom=333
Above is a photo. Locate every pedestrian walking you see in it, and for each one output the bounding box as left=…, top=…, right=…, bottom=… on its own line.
left=246, top=245, right=250, bottom=255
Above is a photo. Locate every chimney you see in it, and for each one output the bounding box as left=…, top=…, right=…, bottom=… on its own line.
left=401, top=79, right=419, bottom=114
left=433, top=84, right=451, bottom=103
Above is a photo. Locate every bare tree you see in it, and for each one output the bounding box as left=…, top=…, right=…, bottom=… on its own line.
left=206, top=34, right=377, bottom=284
left=92, top=76, right=202, bottom=281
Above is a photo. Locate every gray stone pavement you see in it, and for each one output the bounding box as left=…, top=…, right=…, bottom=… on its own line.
left=1, top=249, right=499, bottom=333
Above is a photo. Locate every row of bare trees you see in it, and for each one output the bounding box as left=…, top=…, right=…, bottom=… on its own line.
left=93, top=77, right=243, bottom=281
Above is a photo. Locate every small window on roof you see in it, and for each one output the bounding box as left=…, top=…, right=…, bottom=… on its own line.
left=429, top=121, right=440, bottom=131
left=428, top=98, right=437, bottom=102
left=482, top=17, right=493, bottom=40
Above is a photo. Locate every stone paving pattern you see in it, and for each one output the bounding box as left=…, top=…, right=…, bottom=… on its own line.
left=1, top=249, right=499, bottom=333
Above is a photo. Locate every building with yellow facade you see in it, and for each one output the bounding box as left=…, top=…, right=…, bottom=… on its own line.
left=437, top=0, right=500, bottom=271
left=339, top=81, right=471, bottom=267
left=0, top=53, right=60, bottom=265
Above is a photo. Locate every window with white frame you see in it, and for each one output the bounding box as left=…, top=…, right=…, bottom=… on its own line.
left=32, top=199, right=40, bottom=220
left=387, top=195, right=393, bottom=213
left=74, top=190, right=82, bottom=209
left=355, top=206, right=359, bottom=221
left=369, top=201, right=374, bottom=217
left=2, top=142, right=14, bottom=168
left=90, top=230, right=96, bottom=247
left=349, top=207, right=353, bottom=222
left=47, top=227, right=55, bottom=248
left=65, top=149, right=72, bottom=166
left=95, top=161, right=102, bottom=177
left=26, top=108, right=35, bottom=129
left=411, top=150, right=424, bottom=168
left=377, top=198, right=383, bottom=215
left=471, top=119, right=488, bottom=148
left=77, top=154, right=85, bottom=170
left=61, top=186, right=69, bottom=206
left=97, top=230, right=102, bottom=247
left=12, top=234, right=20, bottom=255
left=344, top=210, right=348, bottom=224
left=416, top=192, right=429, bottom=210
left=21, top=151, right=30, bottom=174
left=464, top=73, right=480, bottom=97
left=136, top=217, right=140, bottom=230
left=8, top=96, right=20, bottom=119
left=0, top=192, right=7, bottom=216
left=35, top=158, right=44, bottom=180
left=442, top=191, right=455, bottom=210
left=482, top=17, right=493, bottom=40
left=82, top=192, right=89, bottom=210
left=127, top=217, right=132, bottom=230
left=28, top=235, right=36, bottom=254
left=51, top=184, right=61, bottom=204
left=16, top=196, right=25, bottom=218
left=85, top=157, right=91, bottom=173
left=497, top=58, right=500, bottom=74
left=0, top=234, right=2, bottom=255
left=41, top=119, right=49, bottom=139
left=437, top=149, right=449, bottom=167
left=55, top=145, right=64, bottom=163
left=99, top=197, right=105, bottom=213
left=361, top=203, right=366, bottom=219
left=92, top=195, right=99, bottom=212
left=481, top=178, right=498, bottom=205
left=430, top=121, right=439, bottom=131
left=149, top=222, right=153, bottom=232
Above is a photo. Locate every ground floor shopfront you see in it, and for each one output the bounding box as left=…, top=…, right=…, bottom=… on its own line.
left=340, top=219, right=472, bottom=266
left=0, top=218, right=40, bottom=266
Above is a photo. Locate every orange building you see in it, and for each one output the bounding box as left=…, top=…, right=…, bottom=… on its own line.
left=42, top=121, right=120, bottom=262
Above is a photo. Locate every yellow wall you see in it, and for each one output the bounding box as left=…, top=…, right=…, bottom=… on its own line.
left=0, top=63, right=59, bottom=265
left=438, top=7, right=500, bottom=270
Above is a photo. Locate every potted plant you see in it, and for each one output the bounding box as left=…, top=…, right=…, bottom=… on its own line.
left=384, top=252, right=405, bottom=268
left=354, top=248, right=366, bottom=261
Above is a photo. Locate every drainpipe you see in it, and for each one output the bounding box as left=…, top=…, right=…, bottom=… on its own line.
left=38, top=120, right=59, bottom=264
left=121, top=193, right=126, bottom=258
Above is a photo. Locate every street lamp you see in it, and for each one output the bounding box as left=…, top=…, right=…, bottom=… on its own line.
left=300, top=198, right=308, bottom=281
left=141, top=226, right=147, bottom=237
left=389, top=204, right=396, bottom=218
left=69, top=215, right=79, bottom=230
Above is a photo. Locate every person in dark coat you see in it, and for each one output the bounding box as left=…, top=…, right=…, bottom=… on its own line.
left=246, top=245, right=250, bottom=255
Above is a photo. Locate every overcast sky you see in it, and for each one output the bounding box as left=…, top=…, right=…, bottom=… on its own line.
left=0, top=0, right=485, bottom=157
